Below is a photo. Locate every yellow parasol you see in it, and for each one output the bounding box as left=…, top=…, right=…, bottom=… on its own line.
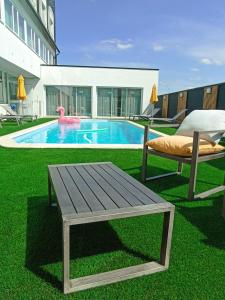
left=17, top=74, right=27, bottom=101
left=17, top=74, right=27, bottom=115
left=150, top=83, right=158, bottom=105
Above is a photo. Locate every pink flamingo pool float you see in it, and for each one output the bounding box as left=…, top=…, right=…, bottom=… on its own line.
left=56, top=106, right=80, bottom=124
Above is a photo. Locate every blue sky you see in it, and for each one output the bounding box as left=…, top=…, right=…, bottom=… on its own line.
left=55, top=0, right=225, bottom=94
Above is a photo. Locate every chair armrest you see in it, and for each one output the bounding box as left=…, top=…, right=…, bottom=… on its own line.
left=191, top=129, right=225, bottom=160
left=193, top=129, right=225, bottom=135
left=148, top=124, right=180, bottom=128
left=192, top=129, right=225, bottom=146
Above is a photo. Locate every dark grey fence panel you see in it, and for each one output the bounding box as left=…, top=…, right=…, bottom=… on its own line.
left=186, top=88, right=204, bottom=112
left=168, top=93, right=178, bottom=118
left=156, top=95, right=163, bottom=116
left=217, top=84, right=225, bottom=110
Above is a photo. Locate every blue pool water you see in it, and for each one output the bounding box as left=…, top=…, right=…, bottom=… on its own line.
left=14, top=120, right=159, bottom=144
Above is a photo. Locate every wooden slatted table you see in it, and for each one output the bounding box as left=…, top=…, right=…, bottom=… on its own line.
left=48, top=162, right=175, bottom=294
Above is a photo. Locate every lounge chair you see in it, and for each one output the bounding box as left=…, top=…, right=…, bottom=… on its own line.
left=0, top=104, right=38, bottom=121
left=0, top=114, right=23, bottom=126
left=129, top=107, right=160, bottom=120
left=147, top=109, right=188, bottom=123
left=141, top=111, right=225, bottom=201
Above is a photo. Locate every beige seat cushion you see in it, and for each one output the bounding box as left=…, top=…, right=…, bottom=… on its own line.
left=147, top=135, right=224, bottom=157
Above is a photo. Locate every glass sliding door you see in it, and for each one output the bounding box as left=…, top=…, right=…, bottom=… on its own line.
left=8, top=79, right=17, bottom=101
left=0, top=72, right=4, bottom=103
left=111, top=89, right=121, bottom=117
left=46, top=86, right=60, bottom=115
left=46, top=86, right=91, bottom=116
left=73, top=87, right=91, bottom=116
left=60, top=89, right=70, bottom=115
left=97, top=87, right=142, bottom=117
left=126, top=89, right=141, bottom=116
left=97, top=88, right=112, bottom=117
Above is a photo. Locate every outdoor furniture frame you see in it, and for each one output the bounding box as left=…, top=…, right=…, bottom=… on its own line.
left=129, top=107, right=160, bottom=121
left=0, top=115, right=23, bottom=126
left=142, top=124, right=225, bottom=201
left=0, top=104, right=38, bottom=121
left=48, top=162, right=175, bottom=294
left=147, top=109, right=188, bottom=124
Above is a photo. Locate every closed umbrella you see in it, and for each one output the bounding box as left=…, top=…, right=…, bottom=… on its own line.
left=150, top=83, right=158, bottom=105
left=150, top=84, right=158, bottom=123
left=17, top=74, right=27, bottom=114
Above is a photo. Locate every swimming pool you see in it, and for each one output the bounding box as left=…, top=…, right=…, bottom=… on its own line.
left=0, top=120, right=163, bottom=149
left=16, top=119, right=160, bottom=143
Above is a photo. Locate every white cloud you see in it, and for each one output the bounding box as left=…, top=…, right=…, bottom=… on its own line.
left=98, top=38, right=134, bottom=51
left=168, top=19, right=225, bottom=66
left=189, top=46, right=225, bottom=66
left=200, top=58, right=213, bottom=65
left=153, top=18, right=225, bottom=66
left=152, top=44, right=164, bottom=52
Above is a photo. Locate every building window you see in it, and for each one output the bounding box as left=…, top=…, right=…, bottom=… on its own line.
left=40, top=41, right=48, bottom=62
left=8, top=77, right=18, bottom=101
left=0, top=72, right=4, bottom=103
left=4, top=0, right=13, bottom=29
left=40, top=40, right=44, bottom=59
left=44, top=45, right=47, bottom=62
left=33, top=32, right=39, bottom=54
left=49, top=52, right=54, bottom=64
left=0, top=0, right=2, bottom=20
left=29, top=0, right=38, bottom=11
left=40, top=41, right=48, bottom=63
left=43, top=44, right=46, bottom=61
left=13, top=7, right=18, bottom=34
left=97, top=88, right=142, bottom=117
left=48, top=6, right=54, bottom=38
left=39, top=0, right=47, bottom=26
left=47, top=49, right=50, bottom=64
left=18, top=13, right=25, bottom=41
left=27, top=24, right=33, bottom=48
left=4, top=0, right=54, bottom=65
left=46, top=86, right=92, bottom=116
left=33, top=31, right=36, bottom=50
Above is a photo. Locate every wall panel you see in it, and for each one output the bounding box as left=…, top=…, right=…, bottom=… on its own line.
left=162, top=95, right=168, bottom=118
left=216, top=84, right=225, bottom=110
left=156, top=95, right=163, bottom=117
left=177, top=91, right=187, bottom=122
left=203, top=85, right=218, bottom=109
left=186, top=88, right=204, bottom=112
left=168, top=92, right=178, bottom=118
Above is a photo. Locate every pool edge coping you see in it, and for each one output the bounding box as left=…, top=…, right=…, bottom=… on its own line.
left=0, top=120, right=167, bottom=149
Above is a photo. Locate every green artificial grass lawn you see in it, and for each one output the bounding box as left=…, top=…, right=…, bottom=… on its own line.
left=0, top=118, right=56, bottom=137
left=0, top=119, right=225, bottom=299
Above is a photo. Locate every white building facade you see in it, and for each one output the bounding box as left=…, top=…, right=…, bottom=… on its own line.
left=0, top=0, right=159, bottom=118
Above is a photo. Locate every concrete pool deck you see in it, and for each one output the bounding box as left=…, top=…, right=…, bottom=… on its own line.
left=0, top=120, right=167, bottom=149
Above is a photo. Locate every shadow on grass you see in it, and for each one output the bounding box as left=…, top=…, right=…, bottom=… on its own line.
left=124, top=165, right=188, bottom=200
left=206, top=158, right=225, bottom=171
left=124, top=163, right=225, bottom=248
left=123, top=163, right=223, bottom=201
left=25, top=196, right=154, bottom=291
left=178, top=196, right=225, bottom=249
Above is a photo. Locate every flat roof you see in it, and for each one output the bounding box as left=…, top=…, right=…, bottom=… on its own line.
left=41, top=64, right=159, bottom=71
